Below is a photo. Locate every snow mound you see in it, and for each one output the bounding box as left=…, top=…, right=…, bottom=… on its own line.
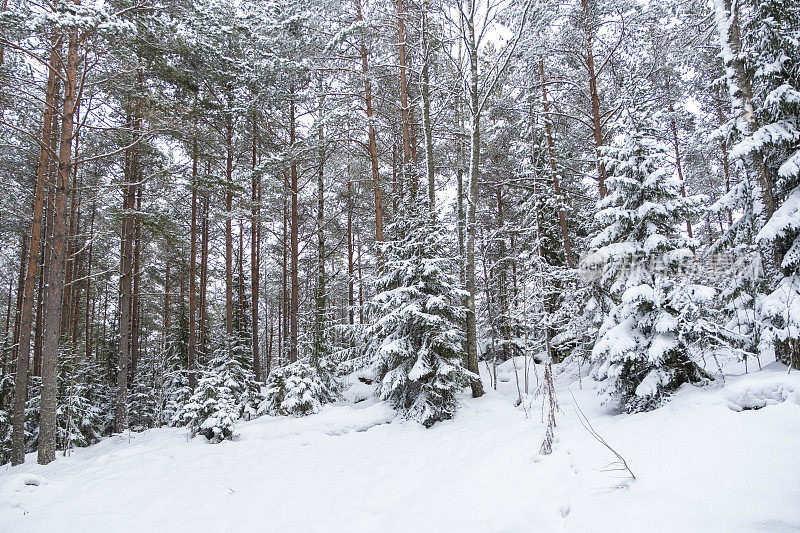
left=726, top=380, right=799, bottom=411
left=1, top=474, right=47, bottom=497
left=342, top=379, right=374, bottom=403
left=319, top=401, right=396, bottom=436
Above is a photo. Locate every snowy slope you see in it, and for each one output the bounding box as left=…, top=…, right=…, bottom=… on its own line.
left=1, top=363, right=799, bottom=532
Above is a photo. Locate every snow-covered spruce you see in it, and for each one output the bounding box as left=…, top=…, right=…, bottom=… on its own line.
left=742, top=0, right=800, bottom=369
left=587, top=116, right=709, bottom=412
left=258, top=360, right=339, bottom=417
left=364, top=202, right=473, bottom=427
left=174, top=337, right=262, bottom=442
left=178, top=371, right=239, bottom=443
left=209, top=337, right=263, bottom=421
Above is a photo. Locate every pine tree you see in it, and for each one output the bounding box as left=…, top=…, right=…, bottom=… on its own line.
left=588, top=113, right=709, bottom=411
left=364, top=202, right=473, bottom=427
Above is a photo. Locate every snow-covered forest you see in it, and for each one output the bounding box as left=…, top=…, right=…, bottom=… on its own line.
left=0, top=0, right=799, bottom=530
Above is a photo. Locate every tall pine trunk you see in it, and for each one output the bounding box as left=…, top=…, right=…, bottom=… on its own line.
left=581, top=0, right=607, bottom=198
left=10, top=37, right=59, bottom=466
left=465, top=3, right=484, bottom=398
left=540, top=59, right=574, bottom=267
left=421, top=0, right=436, bottom=213
left=355, top=0, right=384, bottom=247
left=251, top=115, right=261, bottom=380
left=225, top=114, right=234, bottom=338
left=39, top=22, right=79, bottom=464
left=115, top=110, right=136, bottom=433
left=289, top=94, right=299, bottom=364
left=188, top=140, right=199, bottom=390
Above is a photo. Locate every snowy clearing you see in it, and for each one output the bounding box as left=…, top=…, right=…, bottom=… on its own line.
left=1, top=363, right=799, bottom=532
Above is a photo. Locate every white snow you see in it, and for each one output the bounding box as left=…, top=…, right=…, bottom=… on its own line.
left=1, top=363, right=799, bottom=532
left=758, top=187, right=800, bottom=242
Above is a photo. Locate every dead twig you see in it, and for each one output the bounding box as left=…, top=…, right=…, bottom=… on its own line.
left=570, top=390, right=636, bottom=480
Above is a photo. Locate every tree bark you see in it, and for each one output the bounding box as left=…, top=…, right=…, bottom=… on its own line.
left=396, top=0, right=414, bottom=200
left=465, top=2, right=484, bottom=398
left=163, top=254, right=170, bottom=353
left=251, top=114, right=261, bottom=380
left=540, top=59, right=574, bottom=267
left=131, top=182, right=142, bottom=377
left=238, top=222, right=245, bottom=333
left=355, top=0, right=384, bottom=247
left=188, top=140, right=199, bottom=390
left=225, top=114, right=234, bottom=338
left=581, top=0, right=607, bottom=198
left=115, top=110, right=136, bottom=433
left=10, top=40, right=59, bottom=465
left=347, top=178, right=355, bottom=326
left=713, top=0, right=775, bottom=221
left=314, top=91, right=327, bottom=364
left=199, top=179, right=209, bottom=357
left=421, top=0, right=435, bottom=214
left=39, top=22, right=79, bottom=464
left=717, top=103, right=734, bottom=227
left=289, top=94, right=299, bottom=364
left=85, top=201, right=95, bottom=362
left=669, top=110, right=693, bottom=238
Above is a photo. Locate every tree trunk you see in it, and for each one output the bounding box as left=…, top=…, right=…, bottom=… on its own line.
left=225, top=115, right=234, bottom=338
left=347, top=178, right=355, bottom=326
left=465, top=4, right=484, bottom=398
left=355, top=0, right=384, bottom=247
left=251, top=114, right=261, bottom=380
left=188, top=140, right=199, bottom=390
left=4, top=274, right=12, bottom=353
left=289, top=94, right=299, bottom=364
left=396, top=0, right=414, bottom=200
left=281, top=175, right=288, bottom=365
left=495, top=185, right=510, bottom=363
left=131, top=183, right=142, bottom=377
left=357, top=230, right=364, bottom=324
left=540, top=59, right=575, bottom=267
left=61, top=98, right=80, bottom=339
left=713, top=0, right=775, bottom=222
left=314, top=91, right=327, bottom=364
left=163, top=255, right=171, bottom=353
left=717, top=103, right=734, bottom=227
left=667, top=107, right=693, bottom=238
left=10, top=40, right=59, bottom=465
left=456, top=95, right=465, bottom=284
left=115, top=110, right=136, bottom=433
left=12, top=235, right=26, bottom=373
left=581, top=0, right=607, bottom=198
left=39, top=23, right=79, bottom=465
left=199, top=180, right=209, bottom=357
left=421, top=0, right=435, bottom=213
left=85, top=201, right=95, bottom=362
left=238, top=222, right=245, bottom=333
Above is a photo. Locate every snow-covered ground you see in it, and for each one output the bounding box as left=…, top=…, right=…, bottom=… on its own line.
left=2, top=361, right=799, bottom=532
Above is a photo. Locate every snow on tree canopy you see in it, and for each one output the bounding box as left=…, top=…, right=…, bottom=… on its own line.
left=588, top=114, right=709, bottom=412
left=364, top=202, right=474, bottom=427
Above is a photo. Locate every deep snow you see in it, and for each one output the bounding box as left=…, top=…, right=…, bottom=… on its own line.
left=1, top=361, right=799, bottom=532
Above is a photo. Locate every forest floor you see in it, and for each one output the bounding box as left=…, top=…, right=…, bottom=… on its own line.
left=1, top=360, right=799, bottom=532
